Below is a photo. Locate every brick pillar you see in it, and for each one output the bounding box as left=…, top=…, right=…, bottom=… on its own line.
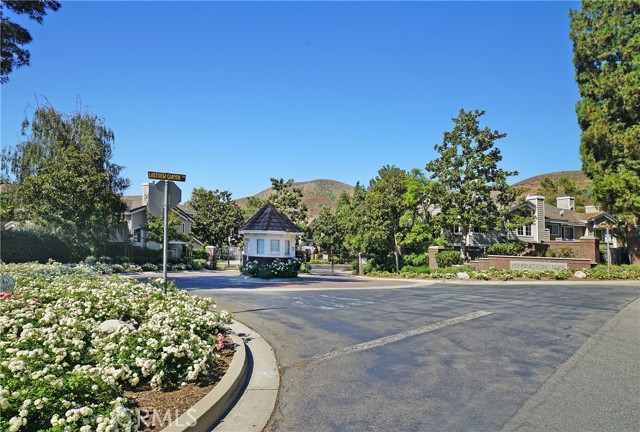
left=579, top=236, right=600, bottom=264
left=429, top=246, right=445, bottom=268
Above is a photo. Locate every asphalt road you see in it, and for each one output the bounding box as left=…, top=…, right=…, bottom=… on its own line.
left=151, top=271, right=640, bottom=432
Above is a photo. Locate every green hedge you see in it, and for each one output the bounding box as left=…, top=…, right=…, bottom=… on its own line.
left=403, top=253, right=429, bottom=267
left=486, top=242, right=526, bottom=256
left=0, top=228, right=74, bottom=263
left=435, top=250, right=463, bottom=268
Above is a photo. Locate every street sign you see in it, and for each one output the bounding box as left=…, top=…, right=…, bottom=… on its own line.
left=147, top=181, right=182, bottom=218
left=604, top=234, right=612, bottom=243
left=148, top=171, right=186, bottom=182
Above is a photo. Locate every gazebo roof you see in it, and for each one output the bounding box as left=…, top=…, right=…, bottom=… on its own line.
left=240, top=203, right=304, bottom=234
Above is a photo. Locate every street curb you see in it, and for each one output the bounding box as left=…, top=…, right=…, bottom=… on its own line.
left=214, top=320, right=280, bottom=432
left=163, top=332, right=249, bottom=432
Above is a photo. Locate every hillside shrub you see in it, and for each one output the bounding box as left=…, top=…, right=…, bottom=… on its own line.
left=435, top=250, right=463, bottom=268
left=546, top=247, right=576, bottom=258
left=486, top=242, right=526, bottom=256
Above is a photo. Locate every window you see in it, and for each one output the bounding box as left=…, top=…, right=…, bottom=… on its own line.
left=133, top=228, right=142, bottom=243
left=517, top=225, right=532, bottom=236
left=256, top=239, right=265, bottom=254
left=563, top=227, right=574, bottom=240
left=550, top=224, right=560, bottom=236
left=452, top=225, right=461, bottom=234
left=270, top=239, right=280, bottom=254
left=285, top=240, right=291, bottom=256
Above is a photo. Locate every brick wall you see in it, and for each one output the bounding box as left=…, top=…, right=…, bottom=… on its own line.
left=547, top=238, right=599, bottom=264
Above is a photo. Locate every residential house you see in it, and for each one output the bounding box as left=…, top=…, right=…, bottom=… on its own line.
left=122, top=183, right=203, bottom=258
left=239, top=203, right=304, bottom=266
left=509, top=195, right=620, bottom=247
left=446, top=195, right=621, bottom=263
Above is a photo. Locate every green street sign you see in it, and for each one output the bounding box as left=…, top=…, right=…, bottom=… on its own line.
left=148, top=171, right=186, bottom=182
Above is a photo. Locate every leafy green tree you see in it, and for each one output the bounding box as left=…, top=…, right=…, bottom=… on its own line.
left=366, top=165, right=410, bottom=273
left=311, top=206, right=344, bottom=273
left=1, top=0, right=61, bottom=84
left=3, top=106, right=130, bottom=258
left=400, top=168, right=446, bottom=254
left=426, top=109, right=517, bottom=260
left=144, top=210, right=190, bottom=245
left=267, top=178, right=309, bottom=229
left=189, top=188, right=244, bottom=267
left=537, top=177, right=585, bottom=211
left=570, top=0, right=640, bottom=262
left=242, top=196, right=265, bottom=221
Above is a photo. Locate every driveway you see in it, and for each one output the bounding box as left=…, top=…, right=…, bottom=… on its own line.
left=141, top=271, right=640, bottom=431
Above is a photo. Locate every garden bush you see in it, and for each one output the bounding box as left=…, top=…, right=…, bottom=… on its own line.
left=243, top=259, right=302, bottom=279
left=435, top=250, right=463, bottom=268
left=400, top=265, right=431, bottom=275
left=0, top=228, right=74, bottom=264
left=486, top=242, right=526, bottom=256
left=0, top=262, right=232, bottom=431
left=403, top=253, right=429, bottom=267
left=546, top=247, right=576, bottom=258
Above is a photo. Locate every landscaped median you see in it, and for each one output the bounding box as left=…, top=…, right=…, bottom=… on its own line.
left=0, top=262, right=234, bottom=432
left=366, top=263, right=640, bottom=281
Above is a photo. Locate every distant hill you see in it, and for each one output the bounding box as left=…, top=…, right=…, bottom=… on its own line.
left=236, top=179, right=355, bottom=220
left=512, top=170, right=594, bottom=206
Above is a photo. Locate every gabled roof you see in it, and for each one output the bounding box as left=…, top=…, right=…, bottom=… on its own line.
left=544, top=203, right=616, bottom=224
left=240, top=203, right=303, bottom=234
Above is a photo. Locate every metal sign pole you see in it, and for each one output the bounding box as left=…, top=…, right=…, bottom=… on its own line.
left=163, top=179, right=169, bottom=294
left=606, top=227, right=611, bottom=278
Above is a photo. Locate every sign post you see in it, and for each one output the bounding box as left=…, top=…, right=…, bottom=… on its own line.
left=148, top=171, right=186, bottom=293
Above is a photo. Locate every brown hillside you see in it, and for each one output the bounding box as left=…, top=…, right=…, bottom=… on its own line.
left=512, top=170, right=593, bottom=205
left=236, top=179, right=354, bottom=219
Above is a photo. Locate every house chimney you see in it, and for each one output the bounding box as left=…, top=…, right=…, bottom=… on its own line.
left=556, top=196, right=575, bottom=211
left=526, top=195, right=550, bottom=242
left=584, top=205, right=600, bottom=213
left=142, top=182, right=151, bottom=206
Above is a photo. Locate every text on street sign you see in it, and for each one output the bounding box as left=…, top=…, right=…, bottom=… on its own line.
left=148, top=171, right=186, bottom=182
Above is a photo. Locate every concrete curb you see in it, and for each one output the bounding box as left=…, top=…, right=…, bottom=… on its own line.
left=163, top=332, right=249, bottom=432
left=214, top=320, right=280, bottom=432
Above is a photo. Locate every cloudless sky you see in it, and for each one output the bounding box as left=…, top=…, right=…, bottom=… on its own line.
left=1, top=0, right=582, bottom=201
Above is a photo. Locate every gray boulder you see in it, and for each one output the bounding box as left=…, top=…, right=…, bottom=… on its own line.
left=574, top=270, right=588, bottom=279
left=457, top=272, right=471, bottom=280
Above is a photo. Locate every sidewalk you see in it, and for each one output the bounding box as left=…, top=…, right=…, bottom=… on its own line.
left=503, top=297, right=640, bottom=432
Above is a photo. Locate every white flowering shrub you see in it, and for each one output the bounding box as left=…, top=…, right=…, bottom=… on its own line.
left=242, top=259, right=301, bottom=279
left=0, top=262, right=232, bottom=431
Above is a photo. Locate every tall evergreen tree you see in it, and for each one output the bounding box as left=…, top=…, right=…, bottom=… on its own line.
left=426, top=109, right=517, bottom=260
left=570, top=0, right=640, bottom=262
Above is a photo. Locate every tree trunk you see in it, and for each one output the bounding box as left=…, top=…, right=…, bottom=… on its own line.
left=330, top=248, right=334, bottom=274
left=626, top=224, right=640, bottom=264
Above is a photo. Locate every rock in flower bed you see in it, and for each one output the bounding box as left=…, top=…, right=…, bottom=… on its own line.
left=0, top=262, right=232, bottom=431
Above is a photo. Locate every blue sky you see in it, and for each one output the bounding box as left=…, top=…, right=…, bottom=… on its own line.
left=1, top=1, right=582, bottom=201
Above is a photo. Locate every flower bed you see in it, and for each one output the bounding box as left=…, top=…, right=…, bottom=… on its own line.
left=0, top=262, right=232, bottom=431
left=380, top=263, right=640, bottom=281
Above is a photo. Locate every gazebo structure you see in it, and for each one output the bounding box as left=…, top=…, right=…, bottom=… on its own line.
left=239, top=203, right=304, bottom=266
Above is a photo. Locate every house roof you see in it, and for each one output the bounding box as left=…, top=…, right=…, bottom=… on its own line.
left=543, top=203, right=616, bottom=224
left=240, top=203, right=304, bottom=234
left=122, top=195, right=195, bottom=214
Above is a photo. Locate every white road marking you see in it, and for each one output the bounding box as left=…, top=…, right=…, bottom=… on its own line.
left=298, top=310, right=494, bottom=366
